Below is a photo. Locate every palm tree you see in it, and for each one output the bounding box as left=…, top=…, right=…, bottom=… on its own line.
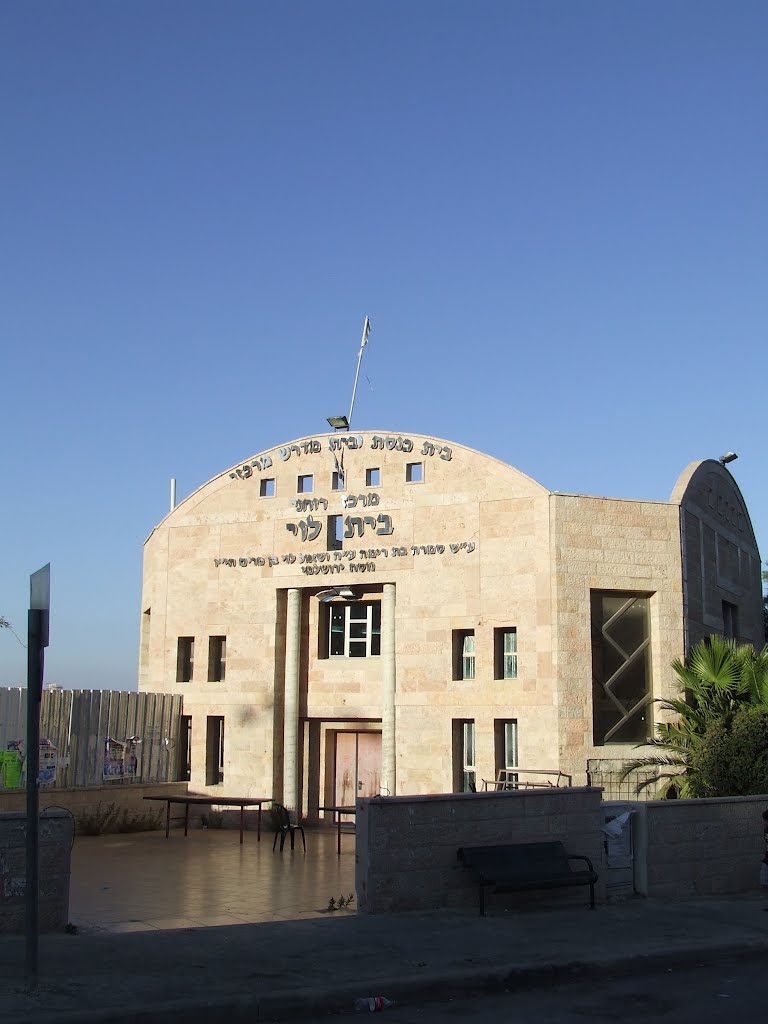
left=620, top=635, right=768, bottom=797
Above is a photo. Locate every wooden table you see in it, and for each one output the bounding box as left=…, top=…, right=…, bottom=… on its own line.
left=144, top=795, right=270, bottom=844
left=319, top=804, right=356, bottom=855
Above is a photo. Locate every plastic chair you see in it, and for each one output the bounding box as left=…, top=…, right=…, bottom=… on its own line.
left=271, top=802, right=306, bottom=852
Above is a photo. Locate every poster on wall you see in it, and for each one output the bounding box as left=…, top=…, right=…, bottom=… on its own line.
left=0, top=742, right=24, bottom=790
left=103, top=737, right=140, bottom=781
left=38, top=738, right=58, bottom=786
left=124, top=737, right=139, bottom=778
left=0, top=740, right=59, bottom=788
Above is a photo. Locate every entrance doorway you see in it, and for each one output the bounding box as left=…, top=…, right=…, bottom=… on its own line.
left=334, top=731, right=382, bottom=804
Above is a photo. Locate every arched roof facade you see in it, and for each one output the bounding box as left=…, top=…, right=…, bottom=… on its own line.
left=671, top=460, right=763, bottom=650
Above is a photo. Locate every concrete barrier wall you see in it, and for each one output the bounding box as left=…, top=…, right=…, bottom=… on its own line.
left=629, top=794, right=768, bottom=898
left=355, top=788, right=605, bottom=913
left=0, top=809, right=74, bottom=933
left=0, top=782, right=190, bottom=833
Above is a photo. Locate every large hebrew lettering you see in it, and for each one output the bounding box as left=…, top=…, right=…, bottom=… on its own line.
left=375, top=513, right=393, bottom=536
left=286, top=515, right=322, bottom=542
left=342, top=513, right=394, bottom=538
left=344, top=516, right=364, bottom=538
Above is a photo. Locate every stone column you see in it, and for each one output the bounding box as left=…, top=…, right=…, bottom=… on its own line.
left=283, top=588, right=301, bottom=814
left=381, top=582, right=396, bottom=795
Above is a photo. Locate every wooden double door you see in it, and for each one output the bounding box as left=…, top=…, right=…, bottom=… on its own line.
left=334, top=731, right=382, bottom=804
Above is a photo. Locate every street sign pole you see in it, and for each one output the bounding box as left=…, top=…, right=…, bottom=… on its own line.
left=25, top=564, right=49, bottom=990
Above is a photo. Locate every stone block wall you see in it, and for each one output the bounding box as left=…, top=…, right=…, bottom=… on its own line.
left=0, top=809, right=74, bottom=933
left=631, top=795, right=768, bottom=898
left=355, top=788, right=605, bottom=913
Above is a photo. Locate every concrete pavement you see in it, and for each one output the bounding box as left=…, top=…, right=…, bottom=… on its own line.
left=2, top=828, right=768, bottom=1023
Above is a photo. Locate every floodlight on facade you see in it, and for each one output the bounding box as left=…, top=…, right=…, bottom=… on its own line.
left=316, top=587, right=357, bottom=603
left=719, top=452, right=738, bottom=465
left=326, top=415, right=349, bottom=431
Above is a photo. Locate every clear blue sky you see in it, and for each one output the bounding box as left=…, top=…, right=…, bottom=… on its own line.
left=1, top=1, right=766, bottom=689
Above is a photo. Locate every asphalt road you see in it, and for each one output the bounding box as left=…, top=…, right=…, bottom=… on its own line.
left=288, top=954, right=768, bottom=1023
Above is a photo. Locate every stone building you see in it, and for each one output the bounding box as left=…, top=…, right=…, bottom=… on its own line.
left=138, top=431, right=763, bottom=814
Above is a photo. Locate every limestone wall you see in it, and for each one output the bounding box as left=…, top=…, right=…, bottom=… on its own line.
left=631, top=795, right=768, bottom=898
left=0, top=809, right=74, bottom=933
left=355, top=788, right=605, bottom=913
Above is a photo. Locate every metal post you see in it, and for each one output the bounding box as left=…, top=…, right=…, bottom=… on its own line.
left=25, top=563, right=49, bottom=991
left=25, top=609, right=44, bottom=988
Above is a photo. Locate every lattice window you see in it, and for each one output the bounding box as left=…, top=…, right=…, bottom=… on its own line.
left=591, top=592, right=653, bottom=744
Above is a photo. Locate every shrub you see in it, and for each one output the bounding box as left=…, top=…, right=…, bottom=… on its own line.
left=75, top=801, right=164, bottom=836
left=689, top=706, right=768, bottom=797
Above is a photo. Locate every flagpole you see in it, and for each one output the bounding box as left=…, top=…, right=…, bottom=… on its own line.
left=347, top=316, right=371, bottom=429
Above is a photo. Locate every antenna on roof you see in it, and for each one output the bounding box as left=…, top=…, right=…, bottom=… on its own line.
left=326, top=316, right=372, bottom=433
left=348, top=316, right=372, bottom=430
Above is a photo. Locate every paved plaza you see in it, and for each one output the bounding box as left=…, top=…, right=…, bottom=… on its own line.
left=69, top=824, right=356, bottom=932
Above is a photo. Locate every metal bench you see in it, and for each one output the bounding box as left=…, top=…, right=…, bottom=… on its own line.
left=457, top=841, right=598, bottom=916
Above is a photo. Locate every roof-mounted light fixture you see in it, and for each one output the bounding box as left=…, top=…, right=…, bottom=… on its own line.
left=719, top=452, right=738, bottom=465
left=316, top=586, right=357, bottom=603
left=327, top=415, right=350, bottom=431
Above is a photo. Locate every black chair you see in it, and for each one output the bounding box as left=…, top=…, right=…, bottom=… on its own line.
left=271, top=802, right=306, bottom=852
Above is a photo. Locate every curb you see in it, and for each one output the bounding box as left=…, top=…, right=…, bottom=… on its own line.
left=14, top=938, right=768, bottom=1024
left=255, top=940, right=768, bottom=1021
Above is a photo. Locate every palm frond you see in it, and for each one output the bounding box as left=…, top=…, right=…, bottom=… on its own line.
left=618, top=751, right=686, bottom=781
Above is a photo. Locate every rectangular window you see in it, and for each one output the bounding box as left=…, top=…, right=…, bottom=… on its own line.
left=208, top=636, right=226, bottom=682
left=453, top=719, right=476, bottom=792
left=176, top=637, right=194, bottom=683
left=327, top=514, right=343, bottom=551
left=366, top=467, right=380, bottom=487
left=591, top=591, right=652, bottom=745
left=452, top=629, right=475, bottom=680
left=259, top=478, right=275, bottom=497
left=722, top=600, right=738, bottom=639
left=494, top=628, right=518, bottom=679
left=331, top=470, right=345, bottom=490
left=493, top=719, right=519, bottom=790
left=405, top=462, right=423, bottom=483
left=494, top=719, right=518, bottom=784
left=206, top=716, right=224, bottom=786
left=297, top=474, right=313, bottom=494
left=328, top=602, right=381, bottom=658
